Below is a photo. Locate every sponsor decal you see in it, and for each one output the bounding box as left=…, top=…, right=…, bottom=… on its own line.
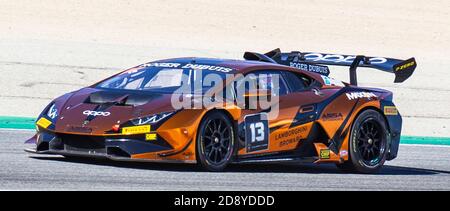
left=345, top=92, right=377, bottom=100
left=122, top=125, right=151, bottom=135
left=141, top=62, right=234, bottom=72
left=384, top=106, right=398, bottom=115
left=340, top=150, right=348, bottom=157
left=278, top=138, right=300, bottom=147
left=322, top=113, right=343, bottom=121
left=145, top=133, right=157, bottom=141
left=304, top=53, right=388, bottom=64
left=320, top=149, right=330, bottom=159
left=83, top=110, right=111, bottom=117
left=47, top=104, right=58, bottom=119
left=395, top=61, right=415, bottom=72
left=312, top=88, right=323, bottom=96
left=276, top=126, right=307, bottom=140
left=132, top=112, right=174, bottom=125
left=182, top=151, right=194, bottom=159
left=36, top=117, right=52, bottom=129
left=289, top=62, right=330, bottom=75
left=320, top=75, right=344, bottom=86
left=141, top=62, right=181, bottom=68
left=321, top=75, right=331, bottom=85
left=277, top=126, right=308, bottom=147
left=181, top=63, right=233, bottom=73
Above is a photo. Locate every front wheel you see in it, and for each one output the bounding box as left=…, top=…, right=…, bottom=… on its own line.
left=196, top=111, right=235, bottom=171
left=337, top=109, right=389, bottom=174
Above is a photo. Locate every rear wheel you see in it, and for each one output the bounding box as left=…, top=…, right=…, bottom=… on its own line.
left=337, top=109, right=389, bottom=173
left=196, top=111, right=235, bottom=171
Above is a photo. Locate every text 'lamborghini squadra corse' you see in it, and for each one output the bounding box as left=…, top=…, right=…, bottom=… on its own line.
left=25, top=49, right=416, bottom=173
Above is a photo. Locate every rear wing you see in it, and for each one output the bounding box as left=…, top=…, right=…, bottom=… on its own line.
left=243, top=48, right=417, bottom=85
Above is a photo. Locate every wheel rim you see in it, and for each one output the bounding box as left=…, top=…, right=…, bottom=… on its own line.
left=356, top=118, right=386, bottom=166
left=201, top=118, right=233, bottom=165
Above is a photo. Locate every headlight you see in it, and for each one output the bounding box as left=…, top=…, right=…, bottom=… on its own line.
left=47, top=103, right=58, bottom=119
left=131, top=111, right=174, bottom=125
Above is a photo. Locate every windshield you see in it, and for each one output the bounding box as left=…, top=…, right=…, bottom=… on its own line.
left=97, top=66, right=227, bottom=93
left=97, top=68, right=186, bottom=92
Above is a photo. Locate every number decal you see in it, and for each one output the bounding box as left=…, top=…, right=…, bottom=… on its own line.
left=245, top=113, right=269, bottom=152
left=249, top=122, right=265, bottom=143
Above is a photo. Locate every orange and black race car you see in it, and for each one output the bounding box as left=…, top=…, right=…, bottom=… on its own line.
left=25, top=48, right=417, bottom=173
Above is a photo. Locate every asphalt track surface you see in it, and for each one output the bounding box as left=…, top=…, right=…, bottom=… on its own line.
left=1, top=129, right=449, bottom=191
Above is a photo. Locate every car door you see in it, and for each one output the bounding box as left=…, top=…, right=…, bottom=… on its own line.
left=235, top=70, right=289, bottom=155
left=237, top=69, right=330, bottom=156
left=266, top=70, right=329, bottom=153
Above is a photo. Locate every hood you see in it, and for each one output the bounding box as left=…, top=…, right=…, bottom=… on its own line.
left=54, top=88, right=176, bottom=134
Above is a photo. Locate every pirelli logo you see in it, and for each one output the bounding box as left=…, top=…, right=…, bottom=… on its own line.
left=384, top=106, right=398, bottom=116
left=121, top=125, right=151, bottom=135
left=395, top=60, right=415, bottom=72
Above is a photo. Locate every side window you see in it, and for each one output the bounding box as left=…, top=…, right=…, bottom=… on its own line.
left=282, top=71, right=313, bottom=92
left=236, top=70, right=289, bottom=96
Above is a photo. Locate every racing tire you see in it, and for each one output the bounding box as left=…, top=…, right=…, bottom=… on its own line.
left=336, top=109, right=389, bottom=174
left=196, top=111, right=236, bottom=171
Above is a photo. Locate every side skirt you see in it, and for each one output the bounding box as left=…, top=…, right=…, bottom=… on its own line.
left=233, top=151, right=317, bottom=164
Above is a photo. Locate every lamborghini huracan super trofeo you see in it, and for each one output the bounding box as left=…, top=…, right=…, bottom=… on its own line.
left=25, top=49, right=416, bottom=173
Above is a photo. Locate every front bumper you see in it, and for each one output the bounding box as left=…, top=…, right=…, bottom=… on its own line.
left=24, top=130, right=196, bottom=164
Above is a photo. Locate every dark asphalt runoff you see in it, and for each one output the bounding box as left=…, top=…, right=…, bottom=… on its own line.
left=1, top=129, right=449, bottom=190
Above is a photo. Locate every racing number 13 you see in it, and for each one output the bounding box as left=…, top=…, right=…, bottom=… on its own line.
left=249, top=122, right=265, bottom=143
left=245, top=113, right=269, bottom=152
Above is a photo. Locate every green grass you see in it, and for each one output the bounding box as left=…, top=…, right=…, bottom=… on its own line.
left=400, top=135, right=450, bottom=146
left=0, top=116, right=36, bottom=130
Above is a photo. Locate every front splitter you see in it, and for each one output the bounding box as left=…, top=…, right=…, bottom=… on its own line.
left=24, top=148, right=197, bottom=164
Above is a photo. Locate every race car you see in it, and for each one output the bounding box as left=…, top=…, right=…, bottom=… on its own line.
left=25, top=48, right=417, bottom=173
